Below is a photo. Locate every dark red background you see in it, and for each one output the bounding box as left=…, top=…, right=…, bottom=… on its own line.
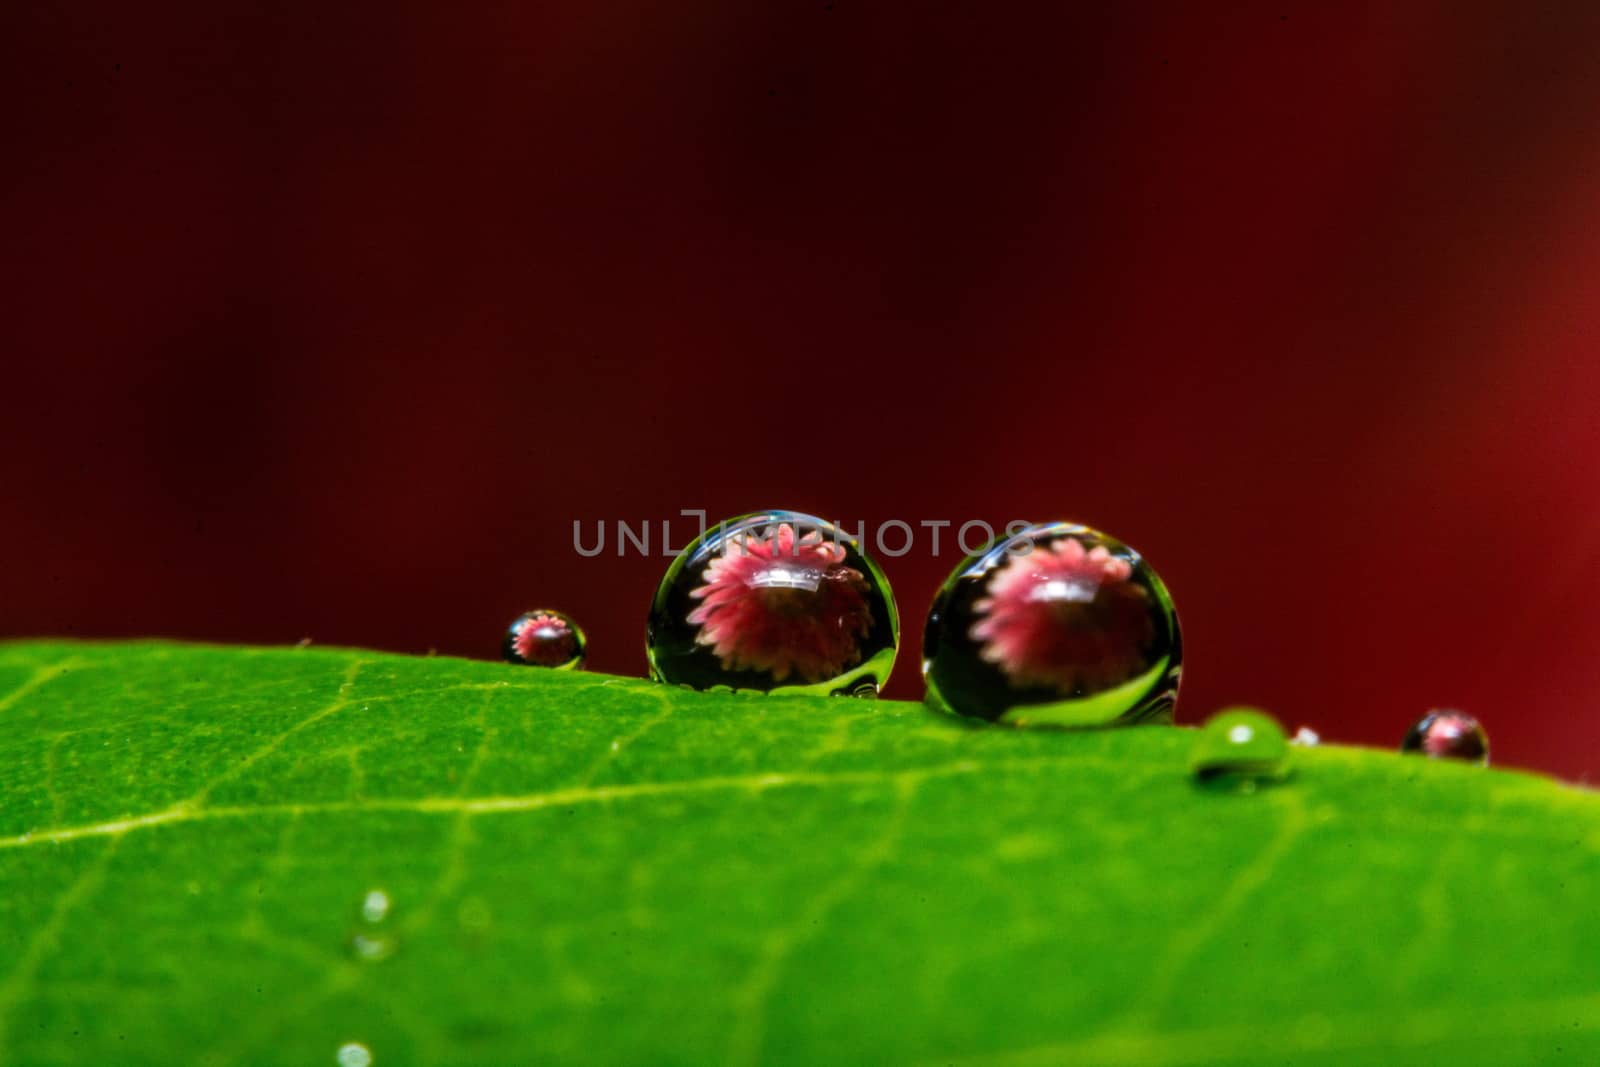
left=4, top=2, right=1598, bottom=779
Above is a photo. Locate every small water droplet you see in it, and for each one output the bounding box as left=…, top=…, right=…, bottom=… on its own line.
left=502, top=609, right=586, bottom=669
left=646, top=511, right=898, bottom=695
left=1401, top=709, right=1488, bottom=765
left=350, top=933, right=395, bottom=961
left=1191, top=708, right=1292, bottom=792
left=361, top=889, right=390, bottom=924
left=1291, top=726, right=1320, bottom=747
left=336, top=1042, right=372, bottom=1067
left=348, top=889, right=397, bottom=961
left=922, top=522, right=1180, bottom=727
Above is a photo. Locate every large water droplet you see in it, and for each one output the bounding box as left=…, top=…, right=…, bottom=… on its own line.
left=646, top=511, right=898, bottom=695
left=502, top=609, right=586, bottom=669
left=1191, top=708, right=1291, bottom=791
left=922, top=522, right=1180, bottom=727
left=336, top=1042, right=373, bottom=1067
left=1401, top=709, right=1488, bottom=765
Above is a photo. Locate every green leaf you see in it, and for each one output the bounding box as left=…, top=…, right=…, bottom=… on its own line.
left=1, top=640, right=1597, bottom=1067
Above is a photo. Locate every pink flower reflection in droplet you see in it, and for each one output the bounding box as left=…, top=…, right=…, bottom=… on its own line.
left=969, top=536, right=1155, bottom=693
left=511, top=612, right=578, bottom=666
left=687, top=522, right=872, bottom=682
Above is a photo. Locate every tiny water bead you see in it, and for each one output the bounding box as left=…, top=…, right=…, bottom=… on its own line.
left=348, top=888, right=397, bottom=962
left=646, top=510, right=898, bottom=695
left=501, top=609, right=586, bottom=669
left=1190, top=708, right=1292, bottom=791
left=921, top=522, right=1180, bottom=726
left=360, top=889, right=390, bottom=923
left=1401, top=709, right=1489, bottom=765
left=1291, top=726, right=1321, bottom=747
left=336, top=1043, right=373, bottom=1067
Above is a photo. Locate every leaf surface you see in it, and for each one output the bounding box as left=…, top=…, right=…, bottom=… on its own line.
left=1, top=641, right=1597, bottom=1066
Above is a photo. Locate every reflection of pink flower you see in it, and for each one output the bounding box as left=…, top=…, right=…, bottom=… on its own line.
left=1414, top=711, right=1487, bottom=761
left=688, top=523, right=871, bottom=682
left=970, top=537, right=1154, bottom=692
left=1423, top=719, right=1465, bottom=755
left=512, top=612, right=577, bottom=666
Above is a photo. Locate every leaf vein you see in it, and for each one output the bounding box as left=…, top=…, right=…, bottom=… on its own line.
left=727, top=777, right=917, bottom=1066
left=0, top=838, right=120, bottom=1056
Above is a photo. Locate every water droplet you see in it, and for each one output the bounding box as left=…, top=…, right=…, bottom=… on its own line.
left=1401, top=709, right=1488, bottom=765
left=922, top=522, right=1180, bottom=726
left=1291, top=726, right=1321, bottom=747
left=502, top=609, right=586, bottom=669
left=360, top=889, right=390, bottom=924
left=1191, top=708, right=1291, bottom=791
left=646, top=511, right=898, bottom=695
left=336, top=1042, right=372, bottom=1067
left=350, top=933, right=394, bottom=961
left=348, top=889, right=397, bottom=961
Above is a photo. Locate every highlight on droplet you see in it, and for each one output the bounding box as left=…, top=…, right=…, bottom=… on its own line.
left=1189, top=707, right=1293, bottom=793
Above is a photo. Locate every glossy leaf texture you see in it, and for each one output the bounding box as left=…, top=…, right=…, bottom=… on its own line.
left=1, top=641, right=1597, bottom=1066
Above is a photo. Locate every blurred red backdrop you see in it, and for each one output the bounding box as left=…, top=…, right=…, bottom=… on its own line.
left=3, top=2, right=1598, bottom=779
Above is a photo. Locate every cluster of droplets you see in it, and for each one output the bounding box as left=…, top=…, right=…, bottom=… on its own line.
left=348, top=887, right=397, bottom=962
left=496, top=510, right=1494, bottom=787
left=325, top=886, right=501, bottom=1064
left=330, top=889, right=394, bottom=1067
left=1184, top=704, right=1492, bottom=792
